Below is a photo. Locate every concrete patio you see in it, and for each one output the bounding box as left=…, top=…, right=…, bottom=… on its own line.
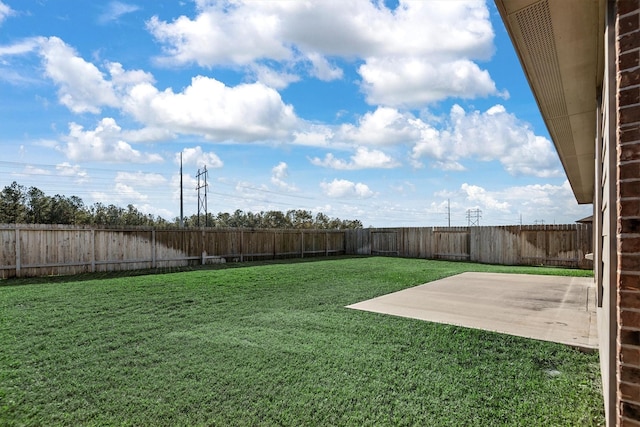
left=347, top=272, right=597, bottom=351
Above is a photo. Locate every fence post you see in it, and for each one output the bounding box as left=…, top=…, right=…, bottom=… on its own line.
left=240, top=230, right=244, bottom=262
left=90, top=228, right=96, bottom=273
left=325, top=232, right=329, bottom=256
left=151, top=229, right=156, bottom=269
left=15, top=226, right=20, bottom=278
left=301, top=230, right=304, bottom=258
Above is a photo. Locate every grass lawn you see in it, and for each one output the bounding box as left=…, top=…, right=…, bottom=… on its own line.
left=1, top=257, right=603, bottom=426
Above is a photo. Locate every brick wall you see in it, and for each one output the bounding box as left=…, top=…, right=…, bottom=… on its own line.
left=617, top=1, right=640, bottom=425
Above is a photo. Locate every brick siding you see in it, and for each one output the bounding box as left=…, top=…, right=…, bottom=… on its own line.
left=618, top=1, right=640, bottom=425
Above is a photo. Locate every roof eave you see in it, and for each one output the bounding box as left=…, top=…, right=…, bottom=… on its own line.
left=494, top=0, right=605, bottom=204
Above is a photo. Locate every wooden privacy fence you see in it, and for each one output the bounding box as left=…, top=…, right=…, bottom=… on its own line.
left=0, top=224, right=593, bottom=279
left=345, top=224, right=593, bottom=269
left=0, top=225, right=345, bottom=279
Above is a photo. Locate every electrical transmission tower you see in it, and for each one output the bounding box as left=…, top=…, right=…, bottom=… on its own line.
left=466, top=208, right=482, bottom=226
left=196, top=166, right=209, bottom=227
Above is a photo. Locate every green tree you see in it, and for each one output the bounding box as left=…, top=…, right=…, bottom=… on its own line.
left=262, top=210, right=291, bottom=229
left=26, top=186, right=52, bottom=224
left=0, top=181, right=27, bottom=223
left=288, top=209, right=314, bottom=229
left=314, top=212, right=330, bottom=229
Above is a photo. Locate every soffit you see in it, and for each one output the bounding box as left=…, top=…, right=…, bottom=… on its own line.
left=494, top=0, right=604, bottom=204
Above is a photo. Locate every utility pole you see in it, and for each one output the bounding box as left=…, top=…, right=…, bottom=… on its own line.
left=446, top=199, right=451, bottom=227
left=196, top=166, right=209, bottom=227
left=466, top=208, right=482, bottom=226
left=519, top=213, right=522, bottom=231
left=179, top=152, right=184, bottom=228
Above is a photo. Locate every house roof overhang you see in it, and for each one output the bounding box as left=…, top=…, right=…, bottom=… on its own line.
left=494, top=0, right=605, bottom=204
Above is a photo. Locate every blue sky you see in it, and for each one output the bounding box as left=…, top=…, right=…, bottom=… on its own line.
left=0, top=0, right=591, bottom=227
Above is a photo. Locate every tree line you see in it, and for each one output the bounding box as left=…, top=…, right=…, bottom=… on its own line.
left=0, top=181, right=363, bottom=229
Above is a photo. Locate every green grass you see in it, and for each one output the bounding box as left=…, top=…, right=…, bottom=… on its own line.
left=0, top=257, right=603, bottom=426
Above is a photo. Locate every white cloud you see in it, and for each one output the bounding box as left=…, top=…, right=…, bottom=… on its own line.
left=62, top=118, right=164, bottom=163
left=18, top=165, right=48, bottom=177
left=39, top=37, right=119, bottom=113
left=172, top=173, right=198, bottom=204
left=146, top=6, right=291, bottom=67
left=249, top=64, right=300, bottom=89
left=121, top=127, right=175, bottom=143
left=447, top=181, right=589, bottom=225
left=98, top=1, right=140, bottom=24
left=359, top=58, right=498, bottom=107
left=320, top=178, right=375, bottom=199
left=115, top=171, right=167, bottom=187
left=306, top=52, right=343, bottom=81
left=147, top=0, right=497, bottom=107
left=235, top=180, right=271, bottom=203
left=56, top=162, right=89, bottom=183
left=0, top=1, right=14, bottom=25
left=461, top=183, right=510, bottom=212
left=292, top=125, right=337, bottom=148
left=91, top=174, right=172, bottom=217
left=338, top=107, right=421, bottom=146
left=177, top=146, right=223, bottom=169
left=411, top=104, right=562, bottom=177
left=0, top=68, right=41, bottom=85
left=295, top=110, right=413, bottom=148
left=310, top=146, right=400, bottom=170
left=106, top=61, right=155, bottom=90
left=90, top=182, right=149, bottom=207
left=271, top=161, right=298, bottom=191
left=0, top=38, right=40, bottom=56
left=5, top=37, right=299, bottom=143
left=136, top=204, right=174, bottom=220
left=296, top=103, right=559, bottom=178
left=149, top=1, right=492, bottom=63
left=432, top=160, right=466, bottom=172
left=123, top=76, right=297, bottom=141
left=113, top=182, right=147, bottom=201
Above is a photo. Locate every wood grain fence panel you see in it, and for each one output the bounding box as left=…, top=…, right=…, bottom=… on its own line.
left=433, top=227, right=470, bottom=260
left=203, top=230, right=242, bottom=260
left=471, top=226, right=520, bottom=265
left=276, top=231, right=302, bottom=258
left=153, top=229, right=195, bottom=267
left=344, top=229, right=371, bottom=255
left=343, top=230, right=355, bottom=254
left=520, top=226, right=547, bottom=265
left=242, top=230, right=274, bottom=260
left=577, top=224, right=593, bottom=269
left=327, top=231, right=346, bottom=256
left=546, top=225, right=577, bottom=267
left=303, top=231, right=326, bottom=257
left=422, top=227, right=434, bottom=259
left=400, top=228, right=420, bottom=258
left=0, top=228, right=16, bottom=278
left=371, top=229, right=398, bottom=256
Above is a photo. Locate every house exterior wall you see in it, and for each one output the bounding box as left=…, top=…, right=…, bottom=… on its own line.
left=616, top=1, right=640, bottom=425
left=597, top=4, right=618, bottom=424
